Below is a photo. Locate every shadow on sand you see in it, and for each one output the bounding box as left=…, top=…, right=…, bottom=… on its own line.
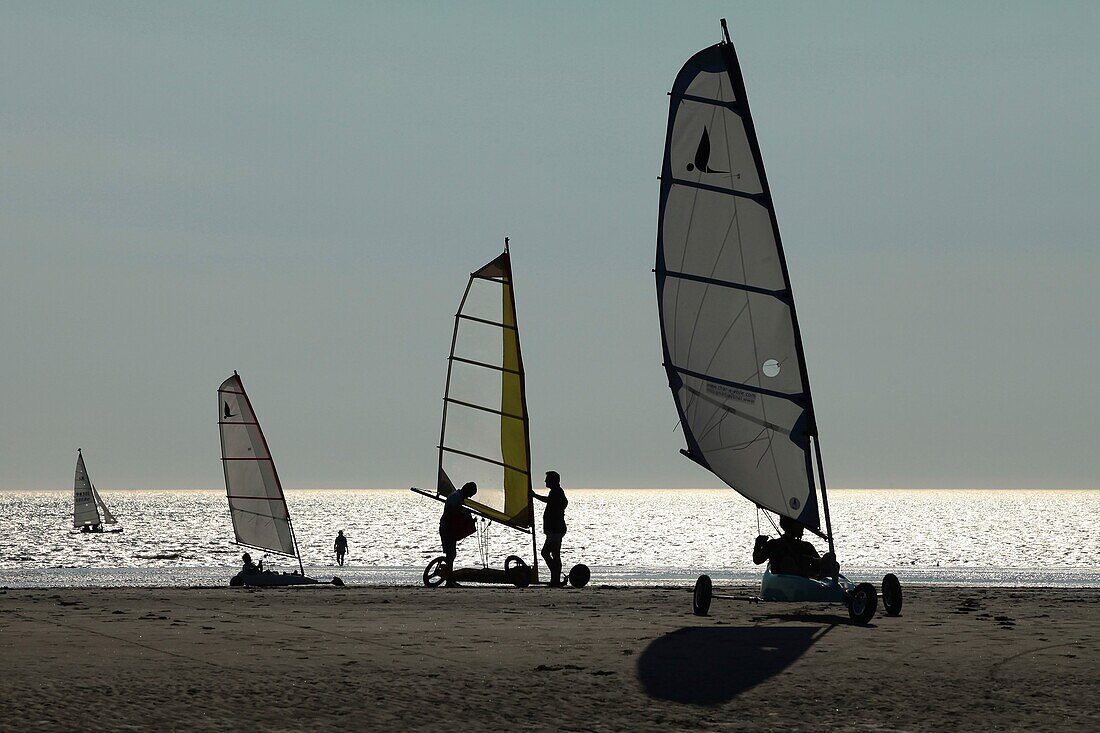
left=637, top=625, right=828, bottom=705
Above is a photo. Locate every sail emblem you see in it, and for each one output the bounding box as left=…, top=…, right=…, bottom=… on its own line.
left=685, top=127, right=727, bottom=174
left=224, top=402, right=236, bottom=419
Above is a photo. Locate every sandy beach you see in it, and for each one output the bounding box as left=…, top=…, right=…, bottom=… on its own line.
left=1, top=585, right=1096, bottom=732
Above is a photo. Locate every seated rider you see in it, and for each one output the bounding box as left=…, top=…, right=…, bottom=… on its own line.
left=753, top=516, right=835, bottom=578
left=241, top=552, right=263, bottom=575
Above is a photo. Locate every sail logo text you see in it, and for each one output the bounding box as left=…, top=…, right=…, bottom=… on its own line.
left=705, top=382, right=757, bottom=405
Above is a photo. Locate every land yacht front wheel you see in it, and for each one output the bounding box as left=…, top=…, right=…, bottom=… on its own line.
left=882, top=573, right=903, bottom=616
left=692, top=575, right=713, bottom=616
left=423, top=556, right=448, bottom=587
left=848, top=582, right=878, bottom=625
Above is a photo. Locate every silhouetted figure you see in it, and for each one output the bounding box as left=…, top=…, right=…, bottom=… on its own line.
left=241, top=552, right=263, bottom=575
left=334, top=530, right=348, bottom=566
left=439, top=482, right=477, bottom=587
left=753, top=516, right=834, bottom=578
left=532, top=470, right=568, bottom=587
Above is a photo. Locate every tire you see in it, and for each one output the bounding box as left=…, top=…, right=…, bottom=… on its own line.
left=848, top=582, right=878, bottom=625
left=504, top=555, right=530, bottom=588
left=692, top=574, right=713, bottom=616
left=882, top=573, right=903, bottom=616
left=331, top=576, right=345, bottom=587
left=567, top=564, right=591, bottom=588
left=423, top=556, right=448, bottom=587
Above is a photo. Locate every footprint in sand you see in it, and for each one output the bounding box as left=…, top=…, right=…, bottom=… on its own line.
left=534, top=664, right=585, bottom=672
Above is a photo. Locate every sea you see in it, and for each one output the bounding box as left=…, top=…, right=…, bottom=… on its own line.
left=1, top=489, right=1097, bottom=588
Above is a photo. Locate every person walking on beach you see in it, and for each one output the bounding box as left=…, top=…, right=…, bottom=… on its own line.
left=439, top=482, right=478, bottom=586
left=532, top=470, right=568, bottom=587
left=334, top=530, right=348, bottom=566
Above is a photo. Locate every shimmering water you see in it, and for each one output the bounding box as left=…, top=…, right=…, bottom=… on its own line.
left=1, top=489, right=1097, bottom=587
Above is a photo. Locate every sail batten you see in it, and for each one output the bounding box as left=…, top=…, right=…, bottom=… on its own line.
left=218, top=373, right=297, bottom=557
left=434, top=248, right=533, bottom=529
left=657, top=31, right=824, bottom=532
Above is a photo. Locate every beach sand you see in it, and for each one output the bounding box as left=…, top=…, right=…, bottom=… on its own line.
left=1, top=584, right=1097, bottom=732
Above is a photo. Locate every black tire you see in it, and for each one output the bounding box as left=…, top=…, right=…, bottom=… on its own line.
left=504, top=555, right=530, bottom=588
left=882, top=573, right=903, bottom=616
left=229, top=574, right=243, bottom=587
left=848, top=582, right=878, bottom=625
left=692, top=574, right=713, bottom=616
left=567, top=564, right=591, bottom=588
left=423, top=556, right=448, bottom=587
left=331, top=576, right=345, bottom=587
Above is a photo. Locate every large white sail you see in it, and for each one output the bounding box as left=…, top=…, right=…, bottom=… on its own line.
left=436, top=245, right=533, bottom=529
left=218, top=372, right=296, bottom=556
left=73, top=450, right=101, bottom=528
left=656, top=27, right=825, bottom=533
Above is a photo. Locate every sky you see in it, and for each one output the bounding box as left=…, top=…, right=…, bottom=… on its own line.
left=1, top=2, right=1097, bottom=490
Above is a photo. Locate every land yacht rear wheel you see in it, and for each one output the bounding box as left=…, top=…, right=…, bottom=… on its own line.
left=692, top=575, right=713, bottom=616
left=882, top=573, right=903, bottom=616
left=423, top=556, right=448, bottom=587
left=848, top=582, right=878, bottom=625
left=504, top=555, right=530, bottom=588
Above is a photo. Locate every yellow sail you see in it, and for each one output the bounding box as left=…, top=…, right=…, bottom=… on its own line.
left=499, top=270, right=531, bottom=525
left=437, top=247, right=533, bottom=529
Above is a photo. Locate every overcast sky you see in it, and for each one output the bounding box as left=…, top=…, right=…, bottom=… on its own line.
left=1, top=2, right=1096, bottom=490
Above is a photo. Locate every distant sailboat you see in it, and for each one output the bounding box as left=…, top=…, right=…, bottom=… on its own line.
left=656, top=21, right=900, bottom=623
left=412, top=240, right=589, bottom=588
left=73, top=449, right=122, bottom=533
left=219, top=371, right=340, bottom=587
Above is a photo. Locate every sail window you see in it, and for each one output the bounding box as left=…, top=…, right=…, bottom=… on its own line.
left=762, top=359, right=781, bottom=378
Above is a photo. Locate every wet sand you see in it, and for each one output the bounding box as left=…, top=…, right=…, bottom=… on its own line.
left=1, top=585, right=1097, bottom=732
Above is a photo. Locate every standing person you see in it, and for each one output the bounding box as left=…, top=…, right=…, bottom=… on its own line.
left=333, top=530, right=348, bottom=566
left=439, top=482, right=477, bottom=586
left=532, top=470, right=568, bottom=587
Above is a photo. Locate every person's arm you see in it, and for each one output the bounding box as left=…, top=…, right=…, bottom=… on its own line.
left=531, top=492, right=548, bottom=504
left=752, top=536, right=770, bottom=565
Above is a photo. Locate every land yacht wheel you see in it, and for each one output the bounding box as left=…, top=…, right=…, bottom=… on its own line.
left=504, top=555, right=530, bottom=588
left=848, top=582, right=878, bottom=625
left=568, top=564, right=591, bottom=588
left=423, top=556, right=448, bottom=587
left=692, top=574, right=713, bottom=616
left=882, top=573, right=903, bottom=616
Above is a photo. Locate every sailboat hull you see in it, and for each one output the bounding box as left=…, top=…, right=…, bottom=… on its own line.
left=230, top=572, right=320, bottom=587
left=760, top=566, right=853, bottom=603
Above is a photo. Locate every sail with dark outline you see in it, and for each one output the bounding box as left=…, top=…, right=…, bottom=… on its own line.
left=73, top=450, right=102, bottom=528
left=218, top=372, right=298, bottom=557
left=656, top=25, right=828, bottom=535
left=434, top=245, right=534, bottom=529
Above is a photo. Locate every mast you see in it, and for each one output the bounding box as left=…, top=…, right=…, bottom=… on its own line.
left=288, top=519, right=305, bottom=575
left=717, top=19, right=832, bottom=544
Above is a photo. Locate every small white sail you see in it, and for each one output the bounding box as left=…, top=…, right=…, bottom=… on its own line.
left=73, top=450, right=102, bottom=528
left=91, top=484, right=118, bottom=525
left=218, top=372, right=296, bottom=556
